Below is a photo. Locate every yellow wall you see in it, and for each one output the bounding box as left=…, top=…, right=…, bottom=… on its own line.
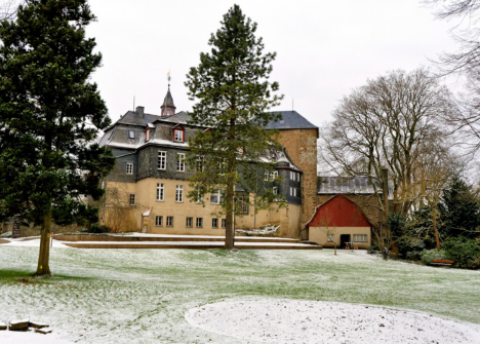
left=309, top=226, right=371, bottom=249
left=102, top=180, right=301, bottom=237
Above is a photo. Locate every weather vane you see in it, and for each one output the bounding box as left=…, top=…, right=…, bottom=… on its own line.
left=167, top=70, right=171, bottom=87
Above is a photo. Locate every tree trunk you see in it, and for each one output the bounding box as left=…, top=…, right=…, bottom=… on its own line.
left=36, top=209, right=52, bottom=276
left=225, top=183, right=235, bottom=249
left=432, top=207, right=441, bottom=251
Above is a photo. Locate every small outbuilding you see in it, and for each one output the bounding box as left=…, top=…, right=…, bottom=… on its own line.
left=307, top=194, right=372, bottom=249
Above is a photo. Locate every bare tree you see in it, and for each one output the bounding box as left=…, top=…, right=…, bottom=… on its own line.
left=100, top=183, right=138, bottom=233
left=319, top=69, right=455, bottom=222
left=0, top=0, right=20, bottom=21
left=423, top=0, right=480, bottom=154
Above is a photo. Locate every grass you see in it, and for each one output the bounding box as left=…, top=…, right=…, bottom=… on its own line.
left=0, top=246, right=479, bottom=343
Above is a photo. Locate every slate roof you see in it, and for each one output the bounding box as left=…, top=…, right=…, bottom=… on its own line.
left=317, top=176, right=386, bottom=195
left=266, top=111, right=318, bottom=131
left=161, top=87, right=176, bottom=109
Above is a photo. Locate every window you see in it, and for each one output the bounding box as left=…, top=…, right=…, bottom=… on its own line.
left=212, top=218, right=218, bottom=228
left=174, top=129, right=184, bottom=142
left=196, top=156, right=204, bottom=172
left=265, top=170, right=279, bottom=181
left=128, top=130, right=135, bottom=139
left=175, top=185, right=183, bottom=202
left=290, top=187, right=300, bottom=197
left=353, top=234, right=368, bottom=242
left=290, top=171, right=301, bottom=181
left=129, top=194, right=136, bottom=205
left=210, top=189, right=223, bottom=204
left=219, top=158, right=226, bottom=175
left=195, top=187, right=203, bottom=203
left=221, top=219, right=226, bottom=228
left=126, top=163, right=133, bottom=175
left=273, top=187, right=279, bottom=195
left=158, top=151, right=167, bottom=170
left=166, top=216, right=174, bottom=227
left=157, top=183, right=164, bottom=201
left=176, top=153, right=185, bottom=172
left=196, top=217, right=203, bottom=228
left=327, top=234, right=335, bottom=242
left=155, top=216, right=163, bottom=227
left=186, top=217, right=193, bottom=227
left=236, top=193, right=249, bottom=215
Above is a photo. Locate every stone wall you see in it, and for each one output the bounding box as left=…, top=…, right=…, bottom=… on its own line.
left=1, top=222, right=80, bottom=237
left=277, top=128, right=318, bottom=237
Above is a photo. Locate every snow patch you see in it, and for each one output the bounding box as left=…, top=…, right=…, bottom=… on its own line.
left=0, top=331, right=70, bottom=344
left=185, top=300, right=480, bottom=343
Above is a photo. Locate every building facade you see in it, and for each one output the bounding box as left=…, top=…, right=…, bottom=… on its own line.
left=98, top=88, right=318, bottom=238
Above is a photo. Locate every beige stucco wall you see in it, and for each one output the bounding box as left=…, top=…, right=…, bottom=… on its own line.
left=102, top=180, right=301, bottom=237
left=309, top=226, right=371, bottom=249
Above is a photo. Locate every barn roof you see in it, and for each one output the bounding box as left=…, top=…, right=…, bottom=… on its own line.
left=307, top=194, right=373, bottom=228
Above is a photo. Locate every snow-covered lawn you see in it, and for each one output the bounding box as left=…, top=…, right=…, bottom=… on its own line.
left=186, top=300, right=480, bottom=343
left=1, top=243, right=479, bottom=343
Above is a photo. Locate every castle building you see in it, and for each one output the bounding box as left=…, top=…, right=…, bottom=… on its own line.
left=97, top=85, right=383, bottom=247
left=98, top=86, right=320, bottom=238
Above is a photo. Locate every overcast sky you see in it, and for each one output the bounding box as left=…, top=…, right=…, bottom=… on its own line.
left=85, top=0, right=459, bottom=127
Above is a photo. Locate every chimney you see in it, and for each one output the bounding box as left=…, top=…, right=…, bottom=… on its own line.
left=136, top=106, right=145, bottom=118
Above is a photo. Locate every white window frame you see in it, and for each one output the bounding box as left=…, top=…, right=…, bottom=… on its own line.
left=186, top=217, right=193, bottom=227
left=221, top=219, right=226, bottom=228
left=196, top=156, right=204, bottom=172
left=155, top=216, right=163, bottom=227
left=327, top=234, right=335, bottom=242
left=157, top=183, right=164, bottom=201
left=126, top=163, right=133, bottom=175
left=210, top=189, right=223, bottom=204
left=273, top=187, right=279, bottom=195
left=166, top=216, right=173, bottom=227
left=128, top=130, right=135, bottom=139
left=158, top=151, right=167, bottom=170
left=176, top=153, right=185, bottom=172
left=175, top=185, right=183, bottom=202
left=353, top=234, right=368, bottom=242
left=212, top=218, right=218, bottom=228
left=129, top=194, right=136, bottom=205
left=196, top=217, right=203, bottom=228
left=174, top=129, right=184, bottom=142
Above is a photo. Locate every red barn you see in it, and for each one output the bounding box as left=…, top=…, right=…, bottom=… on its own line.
left=307, top=194, right=372, bottom=249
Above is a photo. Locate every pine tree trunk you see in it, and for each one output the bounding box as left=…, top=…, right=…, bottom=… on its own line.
left=36, top=208, right=52, bottom=276
left=432, top=208, right=441, bottom=252
left=225, top=176, right=235, bottom=249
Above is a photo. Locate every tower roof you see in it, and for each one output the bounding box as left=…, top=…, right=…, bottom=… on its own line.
left=161, top=87, right=176, bottom=109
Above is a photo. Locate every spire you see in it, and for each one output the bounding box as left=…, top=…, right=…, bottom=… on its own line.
left=161, top=71, right=176, bottom=116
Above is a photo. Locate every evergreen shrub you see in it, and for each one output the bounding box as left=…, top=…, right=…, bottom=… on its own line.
left=89, top=224, right=109, bottom=234
left=420, top=249, right=448, bottom=266
left=443, top=237, right=480, bottom=270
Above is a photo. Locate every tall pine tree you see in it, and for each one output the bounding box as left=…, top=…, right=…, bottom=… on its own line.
left=0, top=0, right=114, bottom=275
left=185, top=5, right=284, bottom=249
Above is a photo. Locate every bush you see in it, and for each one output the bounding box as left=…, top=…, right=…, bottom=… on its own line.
left=367, top=243, right=379, bottom=254
left=89, top=224, right=109, bottom=234
left=443, top=237, right=480, bottom=270
left=420, top=249, right=448, bottom=266
left=397, top=237, right=426, bottom=259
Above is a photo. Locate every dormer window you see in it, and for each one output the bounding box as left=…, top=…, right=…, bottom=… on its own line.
left=173, top=125, right=185, bottom=143
left=128, top=130, right=135, bottom=139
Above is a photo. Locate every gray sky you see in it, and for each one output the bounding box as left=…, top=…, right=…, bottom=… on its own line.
left=86, top=0, right=459, bottom=127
